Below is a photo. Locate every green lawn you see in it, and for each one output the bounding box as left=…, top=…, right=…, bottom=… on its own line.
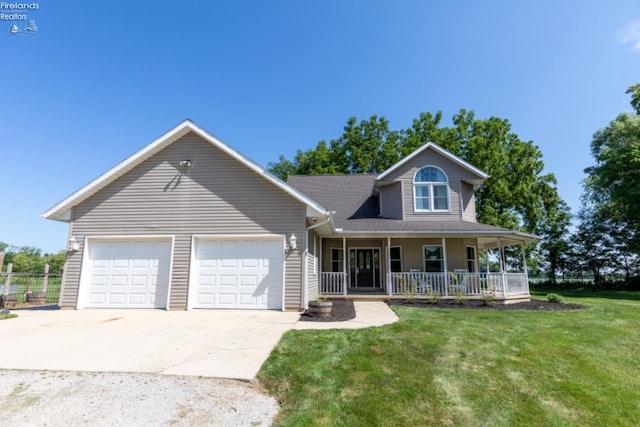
left=258, top=290, right=640, bottom=426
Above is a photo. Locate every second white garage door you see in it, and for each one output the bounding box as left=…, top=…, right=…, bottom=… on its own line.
left=191, top=238, right=284, bottom=310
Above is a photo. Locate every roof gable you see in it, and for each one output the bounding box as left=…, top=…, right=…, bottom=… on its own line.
left=376, top=142, right=488, bottom=184
left=43, top=120, right=329, bottom=221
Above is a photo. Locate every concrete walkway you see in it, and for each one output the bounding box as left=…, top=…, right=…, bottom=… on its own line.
left=0, top=302, right=397, bottom=380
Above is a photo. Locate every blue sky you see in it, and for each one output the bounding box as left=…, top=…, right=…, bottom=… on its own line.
left=2, top=0, right=640, bottom=254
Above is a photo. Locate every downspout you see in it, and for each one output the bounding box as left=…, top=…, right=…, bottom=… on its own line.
left=303, top=216, right=332, bottom=310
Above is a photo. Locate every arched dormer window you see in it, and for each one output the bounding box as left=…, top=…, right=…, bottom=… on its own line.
left=413, top=166, right=450, bottom=212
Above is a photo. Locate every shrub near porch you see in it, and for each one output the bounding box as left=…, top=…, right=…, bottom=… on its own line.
left=258, top=291, right=640, bottom=426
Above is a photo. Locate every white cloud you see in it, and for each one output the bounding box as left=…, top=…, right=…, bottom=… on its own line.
left=617, top=20, right=640, bottom=51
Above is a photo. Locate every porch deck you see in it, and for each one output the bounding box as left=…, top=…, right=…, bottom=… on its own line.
left=320, top=271, right=530, bottom=301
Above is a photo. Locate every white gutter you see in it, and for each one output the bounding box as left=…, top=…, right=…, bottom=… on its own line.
left=303, top=215, right=332, bottom=310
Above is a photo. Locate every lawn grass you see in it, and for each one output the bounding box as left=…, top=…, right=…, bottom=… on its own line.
left=258, top=291, right=640, bottom=426
left=0, top=313, right=17, bottom=320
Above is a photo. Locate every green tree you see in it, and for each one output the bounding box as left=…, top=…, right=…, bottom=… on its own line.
left=539, top=200, right=572, bottom=284
left=45, top=251, right=66, bottom=274
left=584, top=84, right=640, bottom=250
left=568, top=206, right=629, bottom=287
left=0, top=244, right=66, bottom=273
left=11, top=252, right=35, bottom=272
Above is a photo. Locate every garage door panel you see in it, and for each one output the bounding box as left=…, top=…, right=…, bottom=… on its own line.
left=221, top=258, right=238, bottom=268
left=108, top=293, right=126, bottom=305
left=113, top=259, right=129, bottom=268
left=199, top=275, right=215, bottom=286
left=220, top=275, right=238, bottom=286
left=242, top=258, right=258, bottom=268
left=128, top=293, right=151, bottom=305
left=192, top=239, right=283, bottom=310
left=241, top=275, right=259, bottom=286
left=84, top=240, right=171, bottom=309
left=91, top=275, right=108, bottom=286
left=131, top=275, right=148, bottom=286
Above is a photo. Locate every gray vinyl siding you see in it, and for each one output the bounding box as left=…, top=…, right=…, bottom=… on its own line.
left=381, top=148, right=481, bottom=222
left=63, top=132, right=306, bottom=310
left=446, top=239, right=464, bottom=270
left=461, top=182, right=476, bottom=222
left=380, top=181, right=403, bottom=219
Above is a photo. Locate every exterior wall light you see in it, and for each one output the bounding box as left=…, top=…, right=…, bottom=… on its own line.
left=179, top=160, right=192, bottom=167
left=68, top=236, right=79, bottom=252
left=289, top=233, right=297, bottom=251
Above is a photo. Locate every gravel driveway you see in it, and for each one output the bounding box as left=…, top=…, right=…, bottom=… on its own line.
left=0, top=370, right=278, bottom=426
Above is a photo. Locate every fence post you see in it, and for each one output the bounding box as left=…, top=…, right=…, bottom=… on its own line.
left=3, top=263, right=12, bottom=297
left=42, top=263, right=50, bottom=294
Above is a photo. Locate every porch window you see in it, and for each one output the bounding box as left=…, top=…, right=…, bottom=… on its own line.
left=331, top=248, right=344, bottom=273
left=424, top=245, right=444, bottom=272
left=413, top=166, right=449, bottom=212
left=466, top=246, right=477, bottom=273
left=390, top=246, right=402, bottom=272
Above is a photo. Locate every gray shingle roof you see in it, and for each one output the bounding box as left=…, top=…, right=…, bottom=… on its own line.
left=287, top=174, right=518, bottom=235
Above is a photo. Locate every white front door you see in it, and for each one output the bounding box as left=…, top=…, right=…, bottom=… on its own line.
left=84, top=240, right=172, bottom=308
left=191, top=238, right=284, bottom=310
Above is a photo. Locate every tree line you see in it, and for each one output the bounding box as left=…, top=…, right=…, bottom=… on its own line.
left=0, top=242, right=65, bottom=274
left=545, top=85, right=640, bottom=289
left=269, top=86, right=640, bottom=289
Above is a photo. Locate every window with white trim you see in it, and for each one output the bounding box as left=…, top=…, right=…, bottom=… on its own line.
left=423, top=245, right=444, bottom=272
left=390, top=246, right=402, bottom=272
left=414, top=166, right=449, bottom=211
left=466, top=246, right=477, bottom=273
left=331, top=248, right=344, bottom=273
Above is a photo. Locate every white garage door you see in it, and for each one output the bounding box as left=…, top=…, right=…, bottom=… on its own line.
left=192, top=239, right=284, bottom=310
left=85, top=240, right=172, bottom=308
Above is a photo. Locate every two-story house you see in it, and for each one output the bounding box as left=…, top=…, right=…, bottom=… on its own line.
left=43, top=120, right=536, bottom=311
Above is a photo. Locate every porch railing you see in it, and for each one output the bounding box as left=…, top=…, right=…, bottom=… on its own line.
left=320, top=272, right=346, bottom=295
left=503, top=273, right=529, bottom=295
left=390, top=272, right=530, bottom=296
left=319, top=271, right=529, bottom=297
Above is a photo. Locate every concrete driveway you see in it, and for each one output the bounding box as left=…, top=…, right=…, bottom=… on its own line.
left=0, top=309, right=301, bottom=380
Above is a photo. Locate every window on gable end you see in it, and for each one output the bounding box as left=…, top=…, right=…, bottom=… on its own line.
left=413, top=166, right=450, bottom=212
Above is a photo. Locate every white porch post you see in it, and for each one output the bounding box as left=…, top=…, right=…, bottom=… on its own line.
left=485, top=248, right=490, bottom=275
left=387, top=237, right=392, bottom=296
left=521, top=241, right=529, bottom=295
left=442, top=237, right=448, bottom=295
left=520, top=242, right=528, bottom=275
left=497, top=237, right=507, bottom=297
left=342, top=236, right=347, bottom=296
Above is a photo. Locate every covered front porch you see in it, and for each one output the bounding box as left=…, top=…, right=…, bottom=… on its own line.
left=317, top=235, right=531, bottom=301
